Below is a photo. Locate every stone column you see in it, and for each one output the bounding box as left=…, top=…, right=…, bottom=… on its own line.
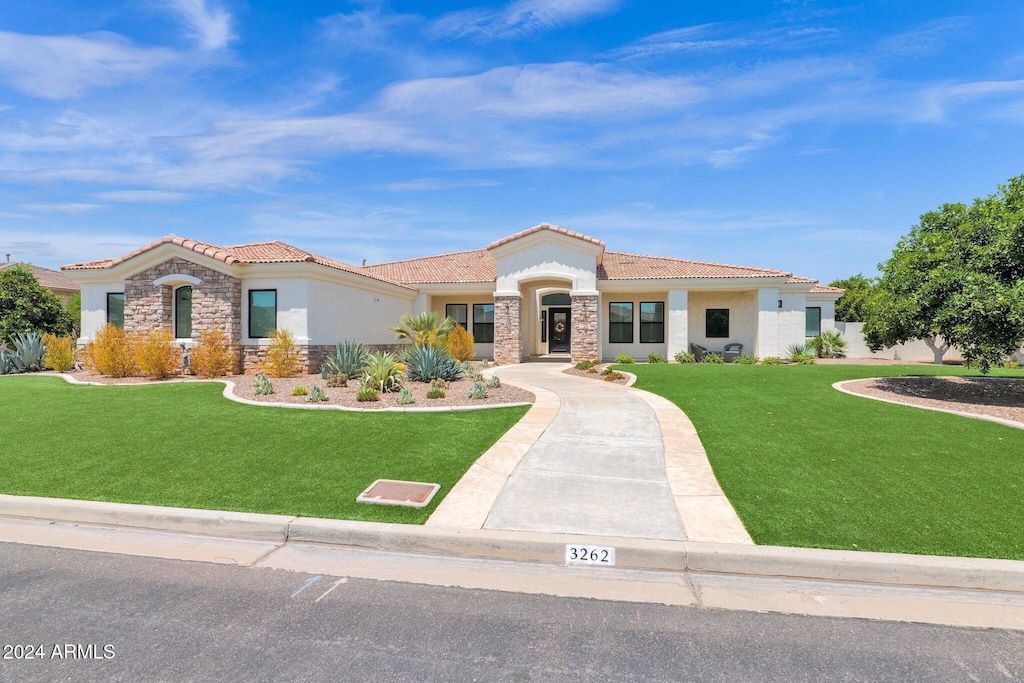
left=493, top=294, right=522, bottom=365
left=756, top=288, right=780, bottom=358
left=667, top=289, right=688, bottom=361
left=570, top=294, right=598, bottom=363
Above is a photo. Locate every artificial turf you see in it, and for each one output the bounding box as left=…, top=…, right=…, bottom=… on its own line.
left=622, top=363, right=1024, bottom=560
left=0, top=377, right=528, bottom=524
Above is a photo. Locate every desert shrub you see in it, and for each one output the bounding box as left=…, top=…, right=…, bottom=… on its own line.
left=361, top=351, right=404, bottom=393
left=426, top=386, right=446, bottom=399
left=356, top=386, right=380, bottom=402
left=674, top=351, right=696, bottom=364
left=444, top=324, right=475, bottom=362
left=307, top=386, right=328, bottom=402
left=253, top=373, right=274, bottom=395
left=604, top=371, right=625, bottom=382
left=42, top=334, right=76, bottom=372
left=291, top=386, right=308, bottom=396
left=322, top=340, right=368, bottom=379
left=487, top=375, right=501, bottom=388
left=468, top=380, right=488, bottom=399
left=7, top=332, right=46, bottom=373
left=261, top=329, right=302, bottom=378
left=85, top=324, right=138, bottom=377
left=405, top=344, right=464, bottom=383
left=732, top=354, right=759, bottom=365
left=614, top=353, right=635, bottom=364
left=601, top=366, right=615, bottom=375
left=190, top=328, right=236, bottom=378
left=574, top=359, right=596, bottom=370
left=647, top=353, right=666, bottom=364
left=788, top=343, right=817, bottom=364
left=325, top=372, right=348, bottom=387
left=397, top=387, right=415, bottom=405
left=808, top=330, right=848, bottom=358
left=761, top=356, right=782, bottom=365
left=135, top=329, right=181, bottom=379
left=1001, top=359, right=1021, bottom=369
left=700, top=353, right=725, bottom=364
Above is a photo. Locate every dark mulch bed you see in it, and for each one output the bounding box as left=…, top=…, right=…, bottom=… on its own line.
left=843, top=376, right=1024, bottom=424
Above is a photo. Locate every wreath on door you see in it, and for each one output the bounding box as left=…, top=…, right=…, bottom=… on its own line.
left=554, top=320, right=566, bottom=334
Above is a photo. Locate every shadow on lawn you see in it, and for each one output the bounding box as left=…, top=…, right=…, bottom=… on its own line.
left=866, top=376, right=1024, bottom=408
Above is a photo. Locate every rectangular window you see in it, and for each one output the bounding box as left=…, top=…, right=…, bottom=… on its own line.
left=806, top=306, right=822, bottom=337
left=473, top=303, right=494, bottom=343
left=640, top=302, right=665, bottom=344
left=446, top=303, right=468, bottom=328
left=174, top=286, right=192, bottom=339
left=609, top=302, right=634, bottom=344
left=706, top=309, right=730, bottom=338
left=249, top=289, right=277, bottom=339
left=106, top=293, right=124, bottom=329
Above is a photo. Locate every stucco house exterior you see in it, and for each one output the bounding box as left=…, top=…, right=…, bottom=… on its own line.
left=63, top=223, right=844, bottom=371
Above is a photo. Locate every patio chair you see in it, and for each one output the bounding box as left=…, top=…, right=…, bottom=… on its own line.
left=689, top=343, right=708, bottom=361
left=723, top=343, right=743, bottom=363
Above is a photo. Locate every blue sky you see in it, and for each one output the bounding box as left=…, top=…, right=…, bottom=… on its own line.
left=1, top=1, right=1023, bottom=282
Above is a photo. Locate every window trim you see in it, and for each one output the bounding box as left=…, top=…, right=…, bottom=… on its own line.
left=472, top=303, right=495, bottom=344
left=174, top=285, right=192, bottom=340
left=106, top=292, right=125, bottom=329
left=608, top=301, right=634, bottom=344
left=248, top=289, right=278, bottom=339
left=705, top=308, right=730, bottom=339
left=639, top=301, right=665, bottom=344
left=446, top=303, right=468, bottom=329
left=806, top=306, right=822, bottom=338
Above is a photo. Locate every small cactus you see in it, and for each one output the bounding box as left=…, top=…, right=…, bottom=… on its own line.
left=468, top=380, right=488, bottom=400
left=487, top=375, right=501, bottom=389
left=426, top=386, right=446, bottom=399
left=307, top=385, right=328, bottom=402
left=253, top=373, right=274, bottom=395
left=397, top=387, right=415, bottom=405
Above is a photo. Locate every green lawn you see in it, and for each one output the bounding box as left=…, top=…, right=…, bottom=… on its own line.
left=0, top=376, right=528, bottom=524
left=622, top=363, right=1024, bottom=560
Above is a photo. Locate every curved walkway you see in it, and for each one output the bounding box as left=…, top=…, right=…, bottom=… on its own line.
left=430, top=363, right=751, bottom=544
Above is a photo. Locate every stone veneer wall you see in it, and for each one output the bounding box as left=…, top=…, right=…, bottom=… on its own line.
left=492, top=295, right=522, bottom=365
left=241, top=343, right=407, bottom=375
left=570, top=294, right=599, bottom=363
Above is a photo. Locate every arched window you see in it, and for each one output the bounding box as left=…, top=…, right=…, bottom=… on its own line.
left=541, top=292, right=571, bottom=306
left=174, top=286, right=193, bottom=339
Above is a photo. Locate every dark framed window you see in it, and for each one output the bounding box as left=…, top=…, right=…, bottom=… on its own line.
left=609, top=302, right=634, bottom=344
left=446, top=303, right=468, bottom=328
left=249, top=289, right=277, bottom=339
left=473, top=303, right=494, bottom=343
left=106, top=293, right=124, bottom=329
left=174, top=286, right=192, bottom=339
left=806, top=306, right=822, bottom=337
left=640, top=302, right=665, bottom=344
left=541, top=292, right=572, bottom=306
left=706, top=308, right=729, bottom=338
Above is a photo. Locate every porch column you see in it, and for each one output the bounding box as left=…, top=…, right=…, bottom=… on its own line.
left=667, top=289, right=688, bottom=361
left=570, top=292, right=599, bottom=363
left=493, top=294, right=522, bottom=364
left=756, top=288, right=780, bottom=357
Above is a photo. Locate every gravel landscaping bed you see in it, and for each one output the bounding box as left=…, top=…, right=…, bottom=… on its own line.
left=842, top=375, right=1024, bottom=424
left=562, top=365, right=629, bottom=384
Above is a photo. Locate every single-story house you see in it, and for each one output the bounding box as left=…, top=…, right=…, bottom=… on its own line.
left=2, top=257, right=81, bottom=304
left=63, top=223, right=844, bottom=371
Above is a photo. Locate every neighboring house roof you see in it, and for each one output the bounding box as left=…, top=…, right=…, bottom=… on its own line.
left=485, top=223, right=606, bottom=250
left=62, top=235, right=411, bottom=289
left=0, top=261, right=80, bottom=293
left=809, top=284, right=846, bottom=294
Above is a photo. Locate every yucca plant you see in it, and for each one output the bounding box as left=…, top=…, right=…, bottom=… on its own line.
left=404, top=344, right=464, bottom=383
left=361, top=351, right=404, bottom=393
left=322, top=340, right=368, bottom=378
left=390, top=312, right=456, bottom=348
left=10, top=332, right=45, bottom=373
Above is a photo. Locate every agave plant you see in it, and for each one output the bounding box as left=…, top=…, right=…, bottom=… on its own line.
left=322, top=340, right=368, bottom=378
left=404, top=344, right=464, bottom=383
left=10, top=332, right=45, bottom=373
left=0, top=345, right=11, bottom=375
left=361, top=351, right=405, bottom=393
left=390, top=312, right=456, bottom=348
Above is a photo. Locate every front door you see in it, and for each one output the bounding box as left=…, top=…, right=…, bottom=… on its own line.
left=548, top=308, right=571, bottom=353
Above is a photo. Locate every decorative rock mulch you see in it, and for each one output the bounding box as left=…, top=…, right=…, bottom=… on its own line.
left=562, top=365, right=630, bottom=385
left=842, top=376, right=1024, bottom=425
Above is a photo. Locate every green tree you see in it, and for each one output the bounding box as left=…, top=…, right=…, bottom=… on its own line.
left=65, top=292, right=82, bottom=337
left=829, top=273, right=874, bottom=322
left=0, top=265, right=74, bottom=342
left=863, top=175, right=1024, bottom=372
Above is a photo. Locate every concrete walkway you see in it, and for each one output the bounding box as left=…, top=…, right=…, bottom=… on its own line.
left=482, top=364, right=686, bottom=540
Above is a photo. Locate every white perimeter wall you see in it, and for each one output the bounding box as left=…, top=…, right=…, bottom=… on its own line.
left=837, top=322, right=965, bottom=363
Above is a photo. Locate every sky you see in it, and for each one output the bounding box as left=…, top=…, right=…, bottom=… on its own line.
left=1, top=1, right=1023, bottom=282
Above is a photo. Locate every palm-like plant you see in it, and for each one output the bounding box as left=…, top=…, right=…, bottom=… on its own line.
left=390, top=312, right=456, bottom=348
left=361, top=351, right=405, bottom=393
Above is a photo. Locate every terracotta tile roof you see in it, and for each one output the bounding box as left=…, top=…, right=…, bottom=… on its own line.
left=61, top=235, right=411, bottom=289
left=361, top=249, right=496, bottom=284
left=485, top=223, right=605, bottom=250
left=0, top=262, right=80, bottom=292
left=600, top=251, right=792, bottom=280
left=809, top=284, right=845, bottom=294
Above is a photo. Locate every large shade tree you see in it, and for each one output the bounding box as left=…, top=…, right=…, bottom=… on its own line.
left=864, top=175, right=1024, bottom=371
left=829, top=274, right=874, bottom=322
left=0, top=265, right=75, bottom=342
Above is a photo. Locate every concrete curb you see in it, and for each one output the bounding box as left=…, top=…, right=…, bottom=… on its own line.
left=4, top=495, right=1023, bottom=594
left=833, top=378, right=1024, bottom=431
left=18, top=372, right=534, bottom=414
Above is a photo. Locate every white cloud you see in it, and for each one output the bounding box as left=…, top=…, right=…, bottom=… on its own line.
left=20, top=202, right=106, bottom=215
left=94, top=190, right=192, bottom=202
left=433, top=0, right=618, bottom=39
left=166, top=0, right=235, bottom=50
left=0, top=230, right=157, bottom=269
left=0, top=31, right=175, bottom=100
left=380, top=178, right=501, bottom=192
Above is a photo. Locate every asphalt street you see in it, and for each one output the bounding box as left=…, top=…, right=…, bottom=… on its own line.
left=0, top=542, right=1021, bottom=682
